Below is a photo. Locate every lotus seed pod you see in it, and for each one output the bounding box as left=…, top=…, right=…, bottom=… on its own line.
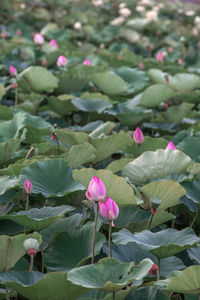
left=23, top=238, right=39, bottom=252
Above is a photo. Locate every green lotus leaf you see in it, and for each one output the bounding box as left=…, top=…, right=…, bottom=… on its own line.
left=0, top=105, right=12, bottom=120
left=48, top=95, right=77, bottom=116
left=170, top=73, right=200, bottom=92
left=141, top=180, right=185, bottom=211
left=161, top=103, right=194, bottom=124
left=89, top=122, right=115, bottom=139
left=92, top=71, right=127, bottom=96
left=72, top=97, right=112, bottom=113
left=91, top=132, right=133, bottom=163
left=181, top=179, right=200, bottom=204
left=156, top=266, right=200, bottom=294
left=123, top=149, right=192, bottom=186
left=18, top=66, right=58, bottom=93
left=140, top=84, right=175, bottom=108
left=126, top=286, right=171, bottom=300
left=73, top=168, right=137, bottom=206
left=0, top=176, right=19, bottom=195
left=66, top=143, right=96, bottom=167
left=177, top=137, right=200, bottom=162
left=0, top=232, right=41, bottom=272
left=106, top=158, right=133, bottom=174
left=56, top=129, right=89, bottom=148
left=0, top=271, right=87, bottom=300
left=0, top=205, right=74, bottom=231
left=20, top=158, right=84, bottom=197
left=67, top=257, right=153, bottom=292
left=44, top=222, right=106, bottom=271
left=112, top=228, right=200, bottom=259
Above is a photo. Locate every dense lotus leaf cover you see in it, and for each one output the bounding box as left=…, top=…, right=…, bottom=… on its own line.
left=0, top=0, right=200, bottom=299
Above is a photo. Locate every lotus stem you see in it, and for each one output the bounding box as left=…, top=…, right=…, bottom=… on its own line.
left=41, top=247, right=45, bottom=273
left=112, top=292, right=115, bottom=300
left=157, top=258, right=160, bottom=281
left=91, top=203, right=99, bottom=264
left=108, top=220, right=112, bottom=257
left=14, top=87, right=18, bottom=111
left=148, top=212, right=154, bottom=229
left=29, top=253, right=34, bottom=272
left=190, top=209, right=199, bottom=229
left=25, top=195, right=29, bottom=211
left=5, top=286, right=10, bottom=300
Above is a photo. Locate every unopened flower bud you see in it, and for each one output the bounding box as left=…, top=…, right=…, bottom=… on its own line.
left=23, top=238, right=39, bottom=252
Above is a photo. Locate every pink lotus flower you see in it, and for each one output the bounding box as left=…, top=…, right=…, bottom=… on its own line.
left=33, top=33, right=44, bottom=45
left=133, top=126, right=144, bottom=145
left=168, top=47, right=174, bottom=53
left=178, top=58, right=183, bottom=65
left=56, top=55, right=68, bottom=67
left=156, top=51, right=164, bottom=62
left=166, top=141, right=176, bottom=150
left=24, top=179, right=32, bottom=194
left=86, top=176, right=106, bottom=202
left=9, top=65, right=17, bottom=76
left=49, top=39, right=58, bottom=48
left=83, top=58, right=91, bottom=66
left=99, top=197, right=119, bottom=226
left=139, top=62, right=144, bottom=70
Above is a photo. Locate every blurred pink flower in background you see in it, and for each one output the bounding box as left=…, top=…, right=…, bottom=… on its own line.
left=49, top=39, right=58, bottom=48
left=9, top=65, right=17, bottom=76
left=166, top=141, right=176, bottom=150
left=56, top=55, right=68, bottom=67
left=156, top=51, right=164, bottom=62
left=34, top=33, right=44, bottom=45
left=83, top=58, right=91, bottom=65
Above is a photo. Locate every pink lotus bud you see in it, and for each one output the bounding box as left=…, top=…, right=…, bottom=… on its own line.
left=41, top=59, right=48, bottom=66
left=33, top=33, right=44, bottom=45
left=24, top=179, right=32, bottom=194
left=16, top=29, right=22, bottom=37
left=156, top=51, right=164, bottom=62
left=83, top=58, right=91, bottom=66
left=168, top=47, right=174, bottom=53
left=139, top=62, right=144, bottom=70
left=178, top=58, right=183, bottom=65
left=56, top=55, right=68, bottom=67
left=99, top=197, right=119, bottom=226
left=86, top=176, right=106, bottom=202
left=49, top=39, right=58, bottom=48
left=166, top=141, right=176, bottom=150
left=9, top=65, right=17, bottom=76
left=133, top=126, right=144, bottom=145
left=1, top=31, right=6, bottom=39
left=149, top=264, right=159, bottom=276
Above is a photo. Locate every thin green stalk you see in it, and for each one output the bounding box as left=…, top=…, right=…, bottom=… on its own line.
left=41, top=247, right=45, bottom=273
left=157, top=258, right=160, bottom=281
left=148, top=212, right=154, bottom=230
left=108, top=221, right=112, bottom=257
left=14, top=87, right=18, bottom=111
left=26, top=195, right=29, bottom=211
left=5, top=286, right=10, bottom=300
left=29, top=254, right=34, bottom=272
left=190, top=209, right=199, bottom=229
left=55, top=135, right=60, bottom=153
left=112, top=292, right=115, bottom=300
left=91, top=204, right=99, bottom=264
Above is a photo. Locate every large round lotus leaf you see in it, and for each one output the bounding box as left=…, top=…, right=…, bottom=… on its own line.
left=115, top=67, right=149, bottom=95
left=19, top=158, right=84, bottom=197
left=92, top=71, right=127, bottom=96
left=18, top=66, right=58, bottom=93
left=181, top=179, right=200, bottom=204
left=141, top=180, right=185, bottom=211
left=90, top=132, right=133, bottom=163
left=0, top=176, right=19, bottom=195
left=156, top=266, right=200, bottom=294
left=66, top=143, right=96, bottom=168
left=123, top=149, right=192, bottom=186
left=106, top=158, right=133, bottom=174
left=0, top=105, right=12, bottom=120
left=89, top=121, right=115, bottom=139
left=44, top=221, right=106, bottom=272
left=177, top=137, right=200, bottom=162
left=148, top=69, right=171, bottom=85
left=112, top=228, right=200, bottom=259
left=0, top=205, right=74, bottom=231
left=126, top=286, right=170, bottom=300
left=48, top=95, right=77, bottom=116
left=56, top=129, right=89, bottom=147
left=41, top=213, right=84, bottom=249
left=169, top=73, right=200, bottom=92
left=72, top=97, right=113, bottom=113
left=140, top=84, right=175, bottom=108
left=0, top=232, right=41, bottom=272
left=187, top=247, right=200, bottom=264
left=73, top=168, right=137, bottom=206
left=0, top=271, right=87, bottom=300
left=161, top=103, right=194, bottom=124
left=67, top=257, right=153, bottom=292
